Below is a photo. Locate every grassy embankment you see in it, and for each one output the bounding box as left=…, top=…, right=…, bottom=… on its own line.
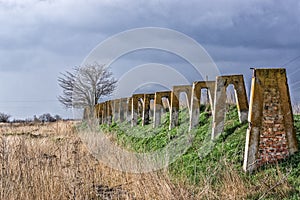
left=0, top=105, right=299, bottom=199
left=100, top=105, right=300, bottom=199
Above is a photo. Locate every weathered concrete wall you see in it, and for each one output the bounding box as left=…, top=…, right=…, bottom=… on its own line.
left=142, top=94, right=155, bottom=126
left=94, top=103, right=104, bottom=124
left=106, top=100, right=113, bottom=125
left=153, top=91, right=171, bottom=128
left=189, top=81, right=215, bottom=131
left=212, top=75, right=249, bottom=139
left=118, top=98, right=127, bottom=123
left=127, top=97, right=132, bottom=122
left=95, top=101, right=111, bottom=124
left=112, top=99, right=120, bottom=122
left=243, top=68, right=298, bottom=172
left=131, top=94, right=144, bottom=127
left=169, top=85, right=193, bottom=130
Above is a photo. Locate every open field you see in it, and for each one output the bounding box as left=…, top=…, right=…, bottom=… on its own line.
left=0, top=121, right=194, bottom=200
left=1, top=107, right=299, bottom=200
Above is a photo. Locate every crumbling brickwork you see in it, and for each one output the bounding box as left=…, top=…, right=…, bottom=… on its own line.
left=243, top=68, right=298, bottom=172
left=258, top=87, right=289, bottom=165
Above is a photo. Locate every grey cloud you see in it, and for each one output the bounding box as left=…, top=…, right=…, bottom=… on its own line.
left=1, top=0, right=300, bottom=118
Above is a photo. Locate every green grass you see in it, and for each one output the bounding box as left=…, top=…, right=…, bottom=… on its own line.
left=99, top=105, right=300, bottom=199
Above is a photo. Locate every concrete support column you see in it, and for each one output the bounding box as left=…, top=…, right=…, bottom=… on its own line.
left=189, top=82, right=201, bottom=130
left=127, top=98, right=132, bottom=123
left=234, top=80, right=249, bottom=123
left=94, top=103, right=103, bottom=124
left=131, top=95, right=140, bottom=127
left=243, top=68, right=298, bottom=172
left=212, top=75, right=249, bottom=139
left=113, top=99, right=120, bottom=122
left=212, top=78, right=227, bottom=139
left=100, top=104, right=104, bottom=124
left=153, top=94, right=162, bottom=128
left=169, top=92, right=179, bottom=130
left=106, top=100, right=112, bottom=125
left=119, top=98, right=127, bottom=123
left=142, top=94, right=151, bottom=126
left=153, top=91, right=171, bottom=128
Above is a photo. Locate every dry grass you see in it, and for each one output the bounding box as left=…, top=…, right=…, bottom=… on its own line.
left=0, top=121, right=194, bottom=200
left=0, top=121, right=295, bottom=199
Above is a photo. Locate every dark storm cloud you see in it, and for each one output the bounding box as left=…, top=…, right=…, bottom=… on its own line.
left=0, top=0, right=299, bottom=118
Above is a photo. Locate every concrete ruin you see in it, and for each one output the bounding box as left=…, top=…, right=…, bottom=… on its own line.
left=169, top=85, right=193, bottom=130
left=243, top=68, right=298, bottom=172
left=212, top=75, right=249, bottom=139
left=91, top=68, right=298, bottom=172
left=105, top=100, right=113, bottom=125
left=142, top=94, right=155, bottom=126
left=126, top=97, right=132, bottom=122
left=153, top=91, right=171, bottom=128
left=118, top=98, right=127, bottom=123
left=112, top=99, right=120, bottom=122
left=131, top=94, right=144, bottom=127
left=95, top=103, right=103, bottom=124
left=189, top=81, right=215, bottom=131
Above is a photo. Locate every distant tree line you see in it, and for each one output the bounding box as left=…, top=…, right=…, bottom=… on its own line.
left=0, top=112, right=63, bottom=123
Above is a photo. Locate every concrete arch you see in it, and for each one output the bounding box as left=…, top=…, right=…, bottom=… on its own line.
left=169, top=85, right=193, bottom=130
left=189, top=81, right=215, bottom=131
left=212, top=75, right=249, bottom=139
left=153, top=91, right=172, bottom=128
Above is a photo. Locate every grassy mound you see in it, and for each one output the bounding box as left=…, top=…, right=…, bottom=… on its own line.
left=100, top=105, right=300, bottom=199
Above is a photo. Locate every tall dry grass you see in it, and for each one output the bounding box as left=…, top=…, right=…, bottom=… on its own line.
left=0, top=122, right=195, bottom=199
left=0, top=121, right=294, bottom=199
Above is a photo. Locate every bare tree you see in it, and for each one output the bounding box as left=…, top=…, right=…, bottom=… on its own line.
left=0, top=112, right=11, bottom=123
left=58, top=63, right=117, bottom=118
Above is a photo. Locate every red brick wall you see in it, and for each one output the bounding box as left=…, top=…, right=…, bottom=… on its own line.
left=257, top=81, right=289, bottom=166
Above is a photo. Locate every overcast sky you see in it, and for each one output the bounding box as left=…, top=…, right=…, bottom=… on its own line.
left=0, top=0, right=300, bottom=119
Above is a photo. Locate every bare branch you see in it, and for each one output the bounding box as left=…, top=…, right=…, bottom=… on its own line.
left=57, top=63, right=117, bottom=114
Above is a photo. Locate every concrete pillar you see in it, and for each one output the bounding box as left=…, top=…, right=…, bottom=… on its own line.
left=112, top=99, right=120, bottom=122
left=142, top=94, right=150, bottom=126
left=142, top=94, right=155, bottom=126
left=169, top=91, right=179, bottom=130
left=189, top=81, right=216, bottom=131
left=153, top=91, right=171, bottom=128
left=99, top=103, right=104, bottom=124
left=169, top=85, right=193, bottom=130
left=94, top=103, right=103, bottom=124
left=106, top=100, right=112, bottom=125
left=131, top=94, right=143, bottom=127
left=127, top=98, right=132, bottom=123
left=243, top=68, right=298, bottom=172
left=102, top=102, right=107, bottom=124
left=212, top=78, right=227, bottom=139
left=119, top=98, right=127, bottom=123
left=212, top=75, right=249, bottom=139
left=234, top=80, right=249, bottom=123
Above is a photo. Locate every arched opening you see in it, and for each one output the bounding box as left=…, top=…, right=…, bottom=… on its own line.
left=137, top=99, right=143, bottom=118
left=149, top=99, right=154, bottom=119
left=162, top=97, right=170, bottom=112
left=225, top=84, right=239, bottom=121
left=178, top=92, right=190, bottom=124
left=226, top=84, right=236, bottom=105
left=179, top=92, right=189, bottom=109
